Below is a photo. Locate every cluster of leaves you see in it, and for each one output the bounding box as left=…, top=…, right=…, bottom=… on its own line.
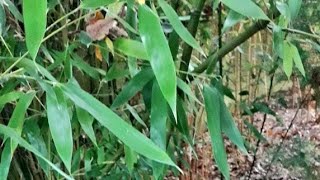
left=0, top=0, right=317, bottom=179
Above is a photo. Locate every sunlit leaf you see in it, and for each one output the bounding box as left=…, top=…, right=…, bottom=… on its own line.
left=23, top=0, right=47, bottom=59
left=276, top=1, right=291, bottom=20
left=221, top=0, right=269, bottom=20
left=0, top=91, right=24, bottom=111
left=288, top=0, right=302, bottom=20
left=139, top=4, right=177, bottom=120
left=114, top=38, right=150, bottom=60
left=80, top=0, right=116, bottom=9
left=283, top=41, right=294, bottom=78
left=291, top=43, right=305, bottom=77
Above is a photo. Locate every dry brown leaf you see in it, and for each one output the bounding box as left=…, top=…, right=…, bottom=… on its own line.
left=95, top=46, right=103, bottom=61
left=86, top=18, right=117, bottom=41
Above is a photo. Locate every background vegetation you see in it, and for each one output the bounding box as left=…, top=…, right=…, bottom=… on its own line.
left=0, top=0, right=319, bottom=179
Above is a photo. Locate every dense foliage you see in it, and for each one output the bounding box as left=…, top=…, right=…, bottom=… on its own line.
left=0, top=0, right=319, bottom=179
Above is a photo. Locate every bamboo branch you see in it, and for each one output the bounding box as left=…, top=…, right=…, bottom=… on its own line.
left=192, top=11, right=280, bottom=76
left=179, top=0, right=206, bottom=81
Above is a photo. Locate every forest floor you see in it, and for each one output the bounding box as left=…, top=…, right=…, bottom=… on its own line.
left=172, top=101, right=320, bottom=180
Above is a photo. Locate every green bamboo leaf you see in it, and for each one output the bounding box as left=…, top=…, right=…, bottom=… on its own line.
left=272, top=25, right=285, bottom=59
left=222, top=10, right=244, bottom=33
left=80, top=0, right=116, bottom=9
left=76, top=106, right=97, bottom=146
left=0, top=3, right=5, bottom=35
left=71, top=53, right=104, bottom=79
left=126, top=104, right=147, bottom=127
left=220, top=94, right=247, bottom=154
left=150, top=81, right=167, bottom=179
left=24, top=121, right=50, bottom=175
left=203, top=86, right=229, bottom=179
left=276, top=2, right=291, bottom=20
left=0, top=124, right=72, bottom=180
left=288, top=0, right=301, bottom=20
left=176, top=97, right=192, bottom=142
left=3, top=0, right=23, bottom=22
left=7, top=91, right=35, bottom=139
left=283, top=41, right=293, bottom=78
left=61, top=79, right=179, bottom=169
left=0, top=91, right=24, bottom=111
left=177, top=78, right=202, bottom=105
left=139, top=5, right=177, bottom=120
left=23, top=0, right=47, bottom=59
left=0, top=141, right=12, bottom=179
left=158, top=0, right=205, bottom=56
left=221, top=0, right=269, bottom=20
left=114, top=38, right=150, bottom=60
left=124, top=145, right=137, bottom=173
left=291, top=43, right=305, bottom=77
left=244, top=120, right=267, bottom=142
left=46, top=86, right=73, bottom=172
left=105, top=62, right=130, bottom=81
left=0, top=92, right=35, bottom=179
left=111, top=68, right=154, bottom=108
left=13, top=58, right=57, bottom=82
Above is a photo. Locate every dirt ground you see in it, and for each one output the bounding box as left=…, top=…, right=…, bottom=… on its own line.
left=169, top=106, right=320, bottom=180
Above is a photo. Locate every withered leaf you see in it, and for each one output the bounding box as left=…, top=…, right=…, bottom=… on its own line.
left=86, top=16, right=128, bottom=41
left=86, top=18, right=117, bottom=41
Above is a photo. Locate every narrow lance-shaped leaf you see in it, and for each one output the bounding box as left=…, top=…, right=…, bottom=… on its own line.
left=61, top=79, right=180, bottom=169
left=177, top=77, right=202, bottom=105
left=24, top=121, right=50, bottom=175
left=0, top=3, right=5, bottom=35
left=0, top=92, right=35, bottom=179
left=0, top=91, right=24, bottom=111
left=222, top=10, right=244, bottom=33
left=76, top=106, right=97, bottom=146
left=46, top=86, right=73, bottom=172
left=80, top=0, right=116, bottom=9
left=3, top=0, right=23, bottom=22
left=291, top=43, right=305, bottom=77
left=221, top=0, right=269, bottom=20
left=139, top=4, right=177, bottom=120
left=111, top=68, right=154, bottom=108
left=23, top=0, right=47, bottom=59
left=203, top=86, right=230, bottom=179
left=0, top=125, right=73, bottom=180
left=158, top=0, right=205, bottom=56
left=150, top=81, right=167, bottom=179
left=220, top=94, right=248, bottom=154
left=283, top=41, right=293, bottom=78
left=124, top=145, right=138, bottom=173
left=126, top=104, right=147, bottom=127
left=288, top=0, right=302, bottom=20
left=114, top=38, right=150, bottom=61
